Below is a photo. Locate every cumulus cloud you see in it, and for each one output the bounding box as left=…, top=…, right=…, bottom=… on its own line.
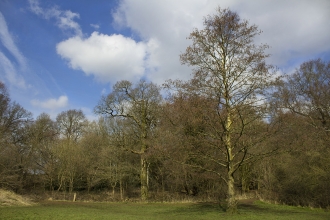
left=56, top=32, right=150, bottom=82
left=233, top=0, right=330, bottom=67
left=28, top=0, right=82, bottom=36
left=29, top=0, right=153, bottom=83
left=112, top=0, right=233, bottom=84
left=113, top=0, right=330, bottom=83
left=31, top=95, right=68, bottom=109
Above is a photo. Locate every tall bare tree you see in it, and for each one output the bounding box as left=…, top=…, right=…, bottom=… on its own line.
left=95, top=80, right=162, bottom=200
left=55, top=109, right=87, bottom=192
left=167, top=7, right=276, bottom=212
left=28, top=113, right=58, bottom=190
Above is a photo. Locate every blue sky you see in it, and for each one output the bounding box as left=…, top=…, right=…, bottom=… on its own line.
left=0, top=0, right=329, bottom=120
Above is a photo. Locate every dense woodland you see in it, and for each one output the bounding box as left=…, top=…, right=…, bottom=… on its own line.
left=1, top=8, right=329, bottom=211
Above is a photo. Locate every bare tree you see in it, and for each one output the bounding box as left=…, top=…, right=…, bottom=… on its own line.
left=56, top=109, right=87, bottom=142
left=55, top=109, right=87, bottom=193
left=167, top=7, right=276, bottom=212
left=28, top=113, right=58, bottom=190
left=276, top=59, right=330, bottom=132
left=95, top=80, right=162, bottom=201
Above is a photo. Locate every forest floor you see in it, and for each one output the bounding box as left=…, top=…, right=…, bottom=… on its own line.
left=1, top=198, right=329, bottom=220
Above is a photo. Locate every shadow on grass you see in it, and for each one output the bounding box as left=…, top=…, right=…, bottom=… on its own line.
left=159, top=202, right=223, bottom=215
left=161, top=201, right=329, bottom=218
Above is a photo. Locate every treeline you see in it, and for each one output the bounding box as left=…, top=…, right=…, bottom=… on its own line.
left=1, top=7, right=329, bottom=210
left=1, top=58, right=329, bottom=208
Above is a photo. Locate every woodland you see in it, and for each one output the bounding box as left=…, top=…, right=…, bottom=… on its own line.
left=0, top=8, right=329, bottom=212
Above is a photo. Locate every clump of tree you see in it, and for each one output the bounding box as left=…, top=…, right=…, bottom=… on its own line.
left=0, top=82, right=32, bottom=191
left=95, top=80, right=163, bottom=201
left=261, top=59, right=330, bottom=207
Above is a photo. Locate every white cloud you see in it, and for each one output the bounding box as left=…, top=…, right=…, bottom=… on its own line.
left=233, top=0, right=330, bottom=67
left=0, top=12, right=27, bottom=69
left=112, top=0, right=330, bottom=83
left=28, top=0, right=82, bottom=36
left=56, top=32, right=150, bottom=82
left=31, top=95, right=68, bottom=109
left=0, top=52, right=27, bottom=89
left=29, top=0, right=330, bottom=87
left=28, top=0, right=43, bottom=16
left=90, top=24, right=100, bottom=29
left=0, top=12, right=28, bottom=89
left=111, top=0, right=233, bottom=84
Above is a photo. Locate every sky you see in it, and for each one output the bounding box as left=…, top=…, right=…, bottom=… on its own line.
left=0, top=0, right=329, bottom=120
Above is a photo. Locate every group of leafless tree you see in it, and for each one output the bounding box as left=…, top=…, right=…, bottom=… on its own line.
left=0, top=7, right=329, bottom=211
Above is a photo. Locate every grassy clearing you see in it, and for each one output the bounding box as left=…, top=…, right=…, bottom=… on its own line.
left=0, top=200, right=329, bottom=220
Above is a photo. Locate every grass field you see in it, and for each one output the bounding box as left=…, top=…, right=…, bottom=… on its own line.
left=0, top=200, right=329, bottom=220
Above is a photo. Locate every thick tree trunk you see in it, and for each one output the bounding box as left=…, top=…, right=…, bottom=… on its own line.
left=225, top=108, right=237, bottom=213
left=140, top=111, right=149, bottom=201
left=141, top=157, right=148, bottom=201
left=227, top=171, right=237, bottom=213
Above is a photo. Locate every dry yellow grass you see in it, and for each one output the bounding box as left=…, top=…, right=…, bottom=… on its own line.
left=0, top=189, right=35, bottom=207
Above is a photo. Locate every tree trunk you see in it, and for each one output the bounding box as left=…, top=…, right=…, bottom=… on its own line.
left=227, top=171, right=237, bottom=213
left=141, top=157, right=148, bottom=201
left=69, top=176, right=74, bottom=193
left=225, top=108, right=237, bottom=213
left=120, top=179, right=123, bottom=200
left=140, top=109, right=149, bottom=201
left=57, top=174, right=64, bottom=192
left=112, top=186, right=115, bottom=196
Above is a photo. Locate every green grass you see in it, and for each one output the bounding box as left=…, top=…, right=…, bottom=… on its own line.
left=0, top=200, right=329, bottom=220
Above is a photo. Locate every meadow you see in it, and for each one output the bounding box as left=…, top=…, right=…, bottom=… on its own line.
left=1, top=200, right=329, bottom=220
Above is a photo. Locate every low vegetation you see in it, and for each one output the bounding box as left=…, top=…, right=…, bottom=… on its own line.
left=0, top=189, right=34, bottom=207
